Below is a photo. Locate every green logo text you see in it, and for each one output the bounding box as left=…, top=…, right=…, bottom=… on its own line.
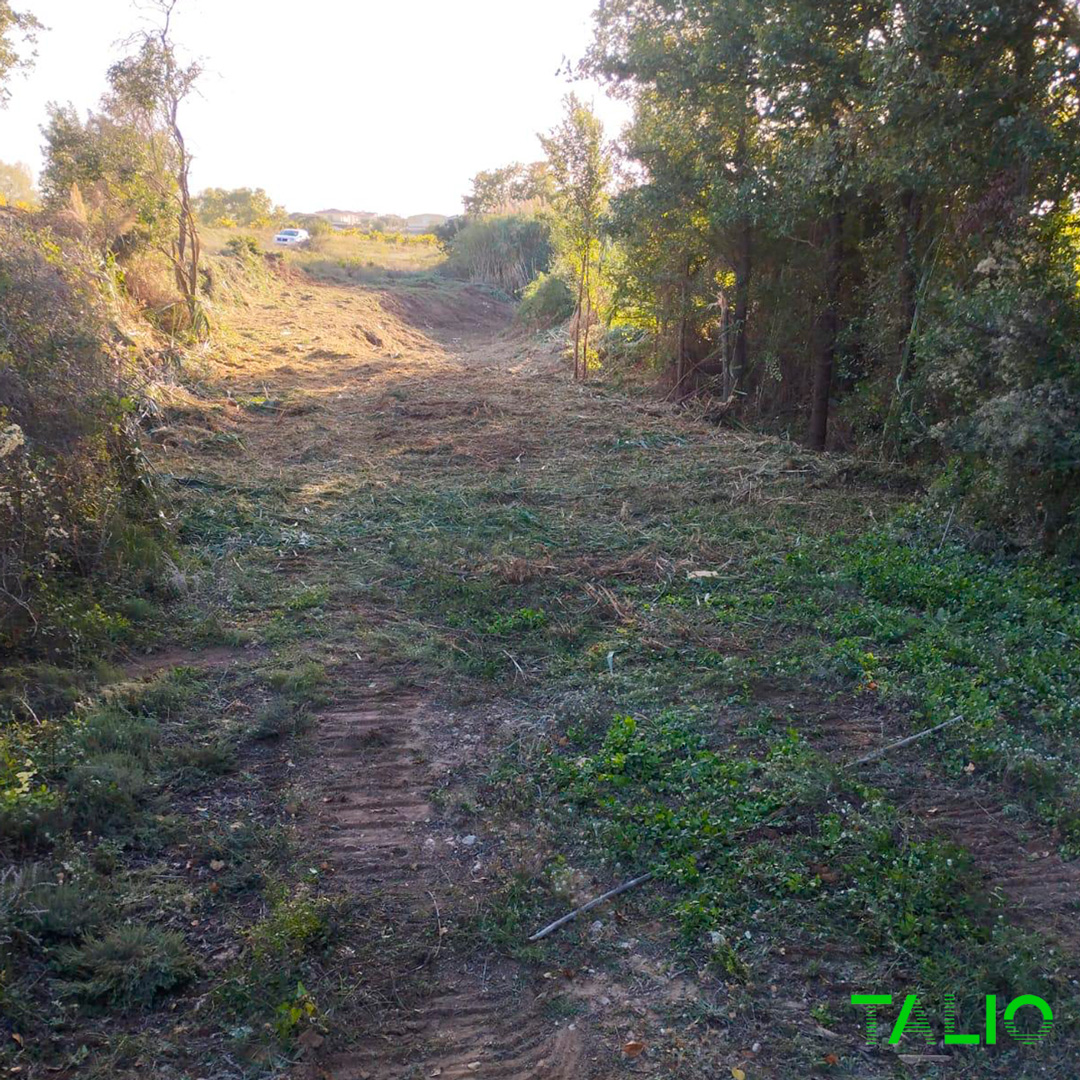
left=851, top=993, right=1053, bottom=1048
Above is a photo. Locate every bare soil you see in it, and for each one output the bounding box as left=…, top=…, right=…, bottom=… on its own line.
left=134, top=263, right=1078, bottom=1079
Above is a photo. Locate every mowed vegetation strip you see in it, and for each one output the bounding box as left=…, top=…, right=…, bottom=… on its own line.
left=3, top=0, right=1079, bottom=1070
left=166, top=270, right=1078, bottom=1070
left=2, top=234, right=1078, bottom=1075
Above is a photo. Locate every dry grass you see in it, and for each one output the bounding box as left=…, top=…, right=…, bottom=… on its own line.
left=201, top=225, right=447, bottom=277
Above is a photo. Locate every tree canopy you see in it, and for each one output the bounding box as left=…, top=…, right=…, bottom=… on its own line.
left=0, top=0, right=39, bottom=106
left=0, top=159, right=36, bottom=204
left=194, top=187, right=282, bottom=228
left=586, top=0, right=1080, bottom=546
left=463, top=161, right=554, bottom=216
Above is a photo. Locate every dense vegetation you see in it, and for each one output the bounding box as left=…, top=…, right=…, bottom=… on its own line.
left=0, top=0, right=206, bottom=659
left=583, top=0, right=1080, bottom=550
left=0, top=214, right=164, bottom=659
left=441, top=1, right=1080, bottom=552
left=193, top=186, right=282, bottom=228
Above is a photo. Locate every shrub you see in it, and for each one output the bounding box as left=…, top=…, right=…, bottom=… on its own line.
left=251, top=699, right=311, bottom=741
left=266, top=661, right=328, bottom=705
left=75, top=706, right=160, bottom=761
left=0, top=213, right=163, bottom=659
left=225, top=234, right=260, bottom=259
left=0, top=865, right=44, bottom=951
left=444, top=214, right=553, bottom=295
left=596, top=323, right=652, bottom=368
left=119, top=252, right=180, bottom=316
left=516, top=272, right=575, bottom=329
left=169, top=740, right=237, bottom=783
left=248, top=893, right=335, bottom=962
left=434, top=215, right=467, bottom=251
left=65, top=752, right=149, bottom=834
left=942, top=382, right=1080, bottom=552
left=910, top=220, right=1080, bottom=550
left=59, top=924, right=198, bottom=1009
left=0, top=749, right=64, bottom=855
left=0, top=662, right=83, bottom=717
left=2, top=872, right=105, bottom=942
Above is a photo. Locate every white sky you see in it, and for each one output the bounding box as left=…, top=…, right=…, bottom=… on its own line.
left=0, top=0, right=630, bottom=215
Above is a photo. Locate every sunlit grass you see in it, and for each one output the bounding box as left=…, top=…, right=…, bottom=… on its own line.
left=202, top=225, right=446, bottom=276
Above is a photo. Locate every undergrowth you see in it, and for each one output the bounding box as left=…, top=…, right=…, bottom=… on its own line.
left=5, top=244, right=1076, bottom=1077
left=0, top=654, right=367, bottom=1074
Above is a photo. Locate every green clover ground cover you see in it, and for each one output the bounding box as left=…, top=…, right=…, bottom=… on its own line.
left=499, top=508, right=1080, bottom=1051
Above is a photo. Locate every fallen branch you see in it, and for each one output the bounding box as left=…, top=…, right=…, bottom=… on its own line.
left=415, top=889, right=444, bottom=971
left=528, top=872, right=655, bottom=942
left=502, top=650, right=528, bottom=680
left=846, top=715, right=964, bottom=768
left=527, top=807, right=794, bottom=942
left=529, top=722, right=964, bottom=942
left=936, top=505, right=956, bottom=552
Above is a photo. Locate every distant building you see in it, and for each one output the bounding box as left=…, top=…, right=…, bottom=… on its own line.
left=405, top=213, right=448, bottom=234
left=314, top=208, right=378, bottom=228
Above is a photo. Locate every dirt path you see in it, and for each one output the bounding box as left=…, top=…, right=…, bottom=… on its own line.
left=171, top=271, right=624, bottom=1077
left=314, top=693, right=585, bottom=1079
left=149, top=265, right=1078, bottom=1079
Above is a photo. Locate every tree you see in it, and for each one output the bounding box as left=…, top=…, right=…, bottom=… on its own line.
left=755, top=0, right=888, bottom=449
left=540, top=96, right=613, bottom=380
left=463, top=162, right=553, bottom=217
left=194, top=186, right=281, bottom=228
left=0, top=159, right=36, bottom=204
left=107, top=0, right=203, bottom=329
left=0, top=1, right=39, bottom=106
left=41, top=103, right=177, bottom=255
left=866, top=0, right=1080, bottom=454
left=606, top=92, right=717, bottom=394
left=584, top=0, right=1080, bottom=545
left=589, top=0, right=773, bottom=400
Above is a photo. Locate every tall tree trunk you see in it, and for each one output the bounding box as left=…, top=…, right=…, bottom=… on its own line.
left=1012, top=17, right=1037, bottom=207
left=808, top=208, right=844, bottom=451
left=675, top=309, right=685, bottom=400
left=574, top=251, right=585, bottom=381
left=716, top=287, right=731, bottom=396
left=727, top=118, right=753, bottom=400
left=729, top=218, right=752, bottom=399
left=896, top=188, right=918, bottom=363
left=675, top=271, right=690, bottom=400
left=883, top=189, right=920, bottom=454
left=168, top=94, right=200, bottom=326
left=581, top=247, right=592, bottom=381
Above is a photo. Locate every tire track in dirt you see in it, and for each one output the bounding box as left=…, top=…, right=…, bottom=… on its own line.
left=910, top=791, right=1080, bottom=948
left=313, top=696, right=587, bottom=1080
left=796, top=694, right=1080, bottom=949
left=204, top=275, right=615, bottom=1077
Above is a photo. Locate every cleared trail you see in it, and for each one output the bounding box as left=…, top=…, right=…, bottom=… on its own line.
left=194, top=273, right=609, bottom=1077
left=316, top=694, right=585, bottom=1079
left=166, top=266, right=1078, bottom=1080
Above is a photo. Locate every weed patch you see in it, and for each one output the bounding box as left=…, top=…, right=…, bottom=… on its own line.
left=59, top=925, right=199, bottom=1010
